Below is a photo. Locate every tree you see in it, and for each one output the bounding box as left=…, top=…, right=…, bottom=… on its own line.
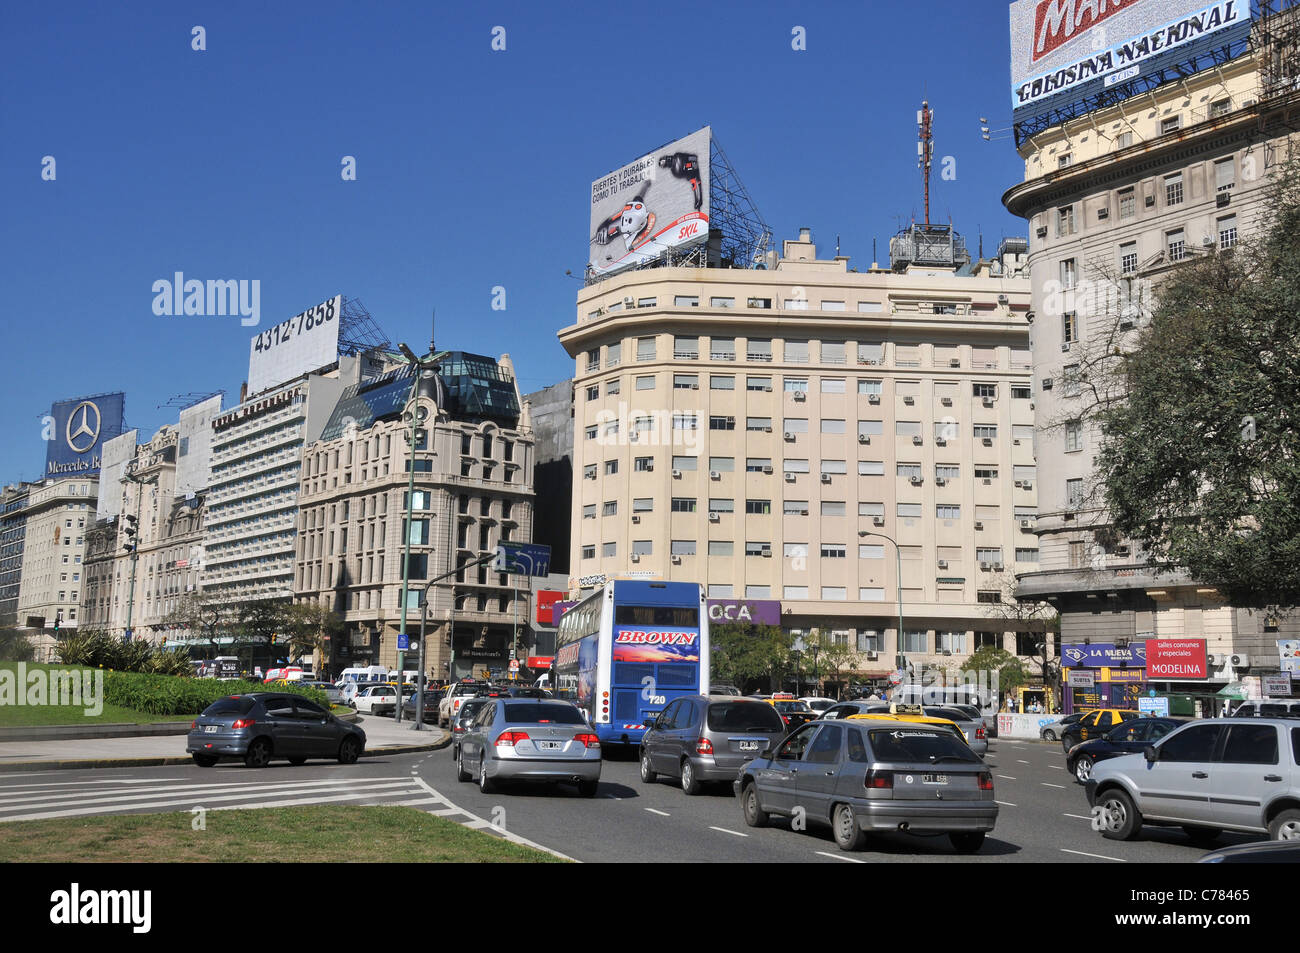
left=1088, top=164, right=1300, bottom=610
left=0, top=627, right=36, bottom=662
left=282, top=602, right=346, bottom=673
left=960, top=646, right=1027, bottom=699
left=711, top=623, right=794, bottom=692
left=982, top=570, right=1060, bottom=687
left=801, top=624, right=861, bottom=697
left=164, top=591, right=234, bottom=658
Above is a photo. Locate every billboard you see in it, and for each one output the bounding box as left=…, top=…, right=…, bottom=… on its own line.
left=95, top=429, right=138, bottom=520
left=706, top=599, right=782, bottom=626
left=1060, top=640, right=1147, bottom=668
left=1010, top=0, right=1249, bottom=120
left=589, top=127, right=711, bottom=278
left=1147, top=638, right=1208, bottom=678
left=45, top=393, right=126, bottom=478
left=1279, top=639, right=1300, bottom=675
left=247, top=295, right=342, bottom=396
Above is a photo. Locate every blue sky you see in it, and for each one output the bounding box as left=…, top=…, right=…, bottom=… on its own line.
left=0, top=0, right=1027, bottom=483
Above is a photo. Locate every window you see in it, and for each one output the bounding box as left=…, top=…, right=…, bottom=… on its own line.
left=784, top=418, right=808, bottom=434
left=860, top=588, right=885, bottom=602
left=671, top=498, right=697, bottom=513
left=783, top=500, right=809, bottom=515
left=1160, top=116, right=1181, bottom=135
left=1063, top=364, right=1081, bottom=397
left=637, top=297, right=657, bottom=308
left=937, top=504, right=961, bottom=520
left=821, top=544, right=846, bottom=558
left=1219, top=214, right=1238, bottom=250
left=606, top=379, right=620, bottom=395
left=1056, top=205, right=1075, bottom=237
left=784, top=542, right=808, bottom=558
left=1165, top=172, right=1183, bottom=206
left=633, top=540, right=654, bottom=556
left=709, top=456, right=735, bottom=472
left=1116, top=131, right=1133, bottom=149
left=858, top=378, right=882, bottom=395
left=978, top=591, right=1002, bottom=604
left=858, top=544, right=883, bottom=559
left=1015, top=548, right=1039, bottom=563
left=974, top=467, right=998, bottom=480
left=582, top=504, right=596, bottom=520
left=903, top=631, right=927, bottom=654
left=1118, top=187, right=1135, bottom=219
left=747, top=542, right=771, bottom=557
left=859, top=420, right=883, bottom=438
left=975, top=631, right=1001, bottom=651
left=606, top=342, right=621, bottom=366
left=711, top=296, right=735, bottom=308
left=1065, top=420, right=1082, bottom=452
left=857, top=343, right=884, bottom=364
left=602, top=542, right=616, bottom=557
left=783, top=459, right=810, bottom=474
left=710, top=337, right=736, bottom=361
left=673, top=374, right=698, bottom=390
left=672, top=455, right=697, bottom=471
left=1119, top=242, right=1137, bottom=275
left=745, top=585, right=771, bottom=599
left=935, top=464, right=960, bottom=480
left=1215, top=157, right=1235, bottom=192
left=937, top=632, right=967, bottom=654
left=821, top=587, right=847, bottom=600
left=897, top=503, right=922, bottom=518
left=821, top=377, right=846, bottom=394
left=1057, top=154, right=1072, bottom=169
left=710, top=375, right=735, bottom=390
left=637, top=337, right=656, bottom=361
left=973, top=382, right=997, bottom=398
left=783, top=377, right=809, bottom=393
left=634, top=456, right=654, bottom=472
left=673, top=412, right=698, bottom=431
left=674, top=296, right=699, bottom=308
left=585, top=348, right=599, bottom=370
left=636, top=375, right=655, bottom=390
left=896, top=463, right=921, bottom=479
left=785, top=340, right=810, bottom=363
left=602, top=501, right=617, bottom=516
left=821, top=501, right=846, bottom=516
left=708, top=416, right=735, bottom=431
left=583, top=464, right=597, bottom=480
left=784, top=586, right=809, bottom=599
left=820, top=460, right=847, bottom=475
left=821, top=342, right=847, bottom=364
left=746, top=457, right=771, bottom=472
left=746, top=376, right=771, bottom=391
left=669, top=540, right=695, bottom=557
left=1060, top=259, right=1076, bottom=290
left=709, top=541, right=734, bottom=556
left=821, top=419, right=846, bottom=434
left=746, top=417, right=771, bottom=431
left=1063, top=311, right=1078, bottom=344
left=745, top=499, right=772, bottom=515
left=1158, top=724, right=1223, bottom=762
left=1167, top=229, right=1185, bottom=262
left=674, top=335, right=699, bottom=359
left=748, top=297, right=772, bottom=309
left=633, top=497, right=653, bottom=512
left=973, top=425, right=998, bottom=440
left=1069, top=540, right=1086, bottom=568
left=604, top=460, right=618, bottom=475
left=1066, top=478, right=1084, bottom=508
left=895, top=420, right=921, bottom=437
left=1210, top=98, right=1231, bottom=118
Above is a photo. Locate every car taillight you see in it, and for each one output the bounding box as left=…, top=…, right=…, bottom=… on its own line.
left=864, top=769, right=894, bottom=790
left=781, top=715, right=790, bottom=725
left=574, top=733, right=601, bottom=748
left=976, top=726, right=986, bottom=740
left=495, top=730, right=530, bottom=747
left=190, top=720, right=196, bottom=730
left=696, top=738, right=714, bottom=755
left=453, top=725, right=465, bottom=734
left=231, top=718, right=255, bottom=729
left=978, top=772, right=994, bottom=791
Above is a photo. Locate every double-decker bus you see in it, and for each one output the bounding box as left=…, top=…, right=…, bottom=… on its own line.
left=553, top=580, right=709, bottom=748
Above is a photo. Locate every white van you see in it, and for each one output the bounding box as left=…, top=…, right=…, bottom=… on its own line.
left=338, top=665, right=388, bottom=684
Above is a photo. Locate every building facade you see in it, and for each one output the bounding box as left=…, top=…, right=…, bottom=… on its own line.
left=0, top=483, right=35, bottom=628
left=294, top=352, right=537, bottom=679
left=558, top=230, right=1040, bottom=681
left=1003, top=9, right=1300, bottom=710
left=16, top=477, right=99, bottom=659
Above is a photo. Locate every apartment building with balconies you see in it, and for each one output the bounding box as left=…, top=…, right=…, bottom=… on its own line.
left=16, top=477, right=98, bottom=659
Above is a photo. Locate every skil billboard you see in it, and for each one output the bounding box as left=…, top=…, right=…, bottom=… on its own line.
left=589, top=127, right=710, bottom=279
left=45, top=393, right=126, bottom=478
left=1010, top=0, right=1250, bottom=121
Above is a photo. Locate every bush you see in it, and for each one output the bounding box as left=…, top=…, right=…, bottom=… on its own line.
left=103, top=670, right=328, bottom=716
left=56, top=630, right=192, bottom=676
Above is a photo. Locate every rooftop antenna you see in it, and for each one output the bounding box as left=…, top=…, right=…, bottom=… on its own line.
left=836, top=234, right=841, bottom=256
left=918, top=100, right=934, bottom=226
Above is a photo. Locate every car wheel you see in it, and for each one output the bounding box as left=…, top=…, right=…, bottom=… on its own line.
left=1182, top=825, right=1222, bottom=846
left=243, top=738, right=272, bottom=769
left=1043, top=729, right=1057, bottom=742
left=337, top=736, right=361, bottom=765
left=742, top=782, right=769, bottom=828
left=833, top=803, right=867, bottom=851
left=1097, top=788, right=1141, bottom=841
left=950, top=831, right=986, bottom=854
left=1073, top=755, right=1094, bottom=783
left=1269, top=809, right=1300, bottom=841
left=479, top=756, right=497, bottom=794
left=192, top=754, right=218, bottom=768
left=456, top=750, right=470, bottom=782
left=640, top=749, right=658, bottom=783
left=680, top=758, right=701, bottom=796
left=577, top=779, right=598, bottom=798
left=288, top=757, right=307, bottom=766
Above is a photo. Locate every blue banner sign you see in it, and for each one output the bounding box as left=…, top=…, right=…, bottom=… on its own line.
left=45, top=393, right=126, bottom=477
left=1060, top=641, right=1147, bottom=669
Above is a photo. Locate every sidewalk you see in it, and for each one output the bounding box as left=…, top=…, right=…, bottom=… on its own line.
left=0, top=714, right=448, bottom=772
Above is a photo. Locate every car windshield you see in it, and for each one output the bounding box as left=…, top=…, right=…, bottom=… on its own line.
left=774, top=701, right=811, bottom=713
left=867, top=727, right=980, bottom=764
left=204, top=697, right=256, bottom=716
left=457, top=701, right=488, bottom=721
left=504, top=702, right=586, bottom=725
left=707, top=702, right=785, bottom=732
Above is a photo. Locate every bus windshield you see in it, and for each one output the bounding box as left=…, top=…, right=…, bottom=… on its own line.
left=614, top=605, right=699, bottom=627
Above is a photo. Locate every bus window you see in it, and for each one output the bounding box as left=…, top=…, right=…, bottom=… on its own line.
left=614, top=606, right=700, bottom=627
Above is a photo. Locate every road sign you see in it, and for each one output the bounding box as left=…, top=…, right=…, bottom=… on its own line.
left=397, top=633, right=410, bottom=651
left=509, top=659, right=519, bottom=674
left=1263, top=674, right=1292, bottom=697
left=493, top=542, right=552, bottom=577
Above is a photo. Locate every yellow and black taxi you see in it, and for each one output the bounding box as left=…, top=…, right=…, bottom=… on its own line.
left=766, top=693, right=820, bottom=731
left=845, top=704, right=970, bottom=748
left=1059, top=708, right=1141, bottom=752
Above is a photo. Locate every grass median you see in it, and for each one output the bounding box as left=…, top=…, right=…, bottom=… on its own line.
left=0, top=804, right=566, bottom=862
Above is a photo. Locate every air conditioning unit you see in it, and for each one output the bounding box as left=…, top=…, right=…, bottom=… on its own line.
left=690, top=383, right=699, bottom=390
left=645, top=462, right=654, bottom=472
left=949, top=358, right=961, bottom=367
left=821, top=473, right=833, bottom=483
left=993, top=563, right=1004, bottom=571
left=937, top=559, right=948, bottom=569
left=1217, top=192, right=1231, bottom=207
left=1061, top=341, right=1073, bottom=352
left=980, top=561, right=991, bottom=571
left=1230, top=654, right=1248, bottom=667
left=631, top=515, right=640, bottom=523
left=935, top=476, right=947, bottom=486
left=1115, top=545, right=1130, bottom=557
left=1119, top=318, right=1135, bottom=331
left=942, top=650, right=953, bottom=657
left=793, top=391, right=806, bottom=402
left=710, top=470, right=721, bottom=480
left=982, top=397, right=995, bottom=408
left=912, top=436, right=923, bottom=446
left=784, top=432, right=796, bottom=441
left=623, top=296, right=635, bottom=308
left=1020, top=519, right=1032, bottom=529
left=868, top=394, right=881, bottom=404
left=761, top=547, right=773, bottom=558
left=1202, top=235, right=1215, bottom=247
left=763, top=385, right=773, bottom=392
left=858, top=434, right=871, bottom=444
left=672, top=468, right=682, bottom=478
left=873, top=516, right=886, bottom=526
left=1036, top=226, right=1048, bottom=238
left=784, top=472, right=796, bottom=482
left=975, top=521, right=984, bottom=530
left=982, top=478, right=993, bottom=485
left=671, top=555, right=682, bottom=564
left=1014, top=480, right=1023, bottom=488
left=762, top=465, right=774, bottom=474
left=909, top=476, right=923, bottom=486
left=998, top=294, right=1010, bottom=304
left=709, top=512, right=720, bottom=522
left=1042, top=378, right=1054, bottom=390
left=982, top=438, right=994, bottom=447
left=763, top=426, right=773, bottom=433
left=630, top=554, right=640, bottom=563
left=584, top=470, right=596, bottom=480
left=867, top=651, right=879, bottom=661
left=903, top=396, right=915, bottom=405
left=1022, top=481, right=1032, bottom=490
left=941, top=396, right=952, bottom=406
left=935, top=437, right=946, bottom=446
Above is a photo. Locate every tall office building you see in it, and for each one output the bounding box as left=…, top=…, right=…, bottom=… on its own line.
left=16, top=477, right=99, bottom=659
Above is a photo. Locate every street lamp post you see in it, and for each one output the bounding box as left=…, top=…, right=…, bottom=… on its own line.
left=861, top=530, right=906, bottom=684
left=122, top=471, right=158, bottom=642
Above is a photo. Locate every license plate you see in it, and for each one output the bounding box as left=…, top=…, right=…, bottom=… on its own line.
left=738, top=741, right=760, bottom=751
left=203, top=725, right=219, bottom=733
left=922, top=774, right=949, bottom=785
left=538, top=740, right=563, bottom=750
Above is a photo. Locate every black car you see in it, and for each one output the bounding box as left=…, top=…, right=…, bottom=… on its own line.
left=187, top=692, right=366, bottom=768
left=400, top=690, right=442, bottom=723
left=1060, top=709, right=1142, bottom=752
left=1065, top=717, right=1187, bottom=783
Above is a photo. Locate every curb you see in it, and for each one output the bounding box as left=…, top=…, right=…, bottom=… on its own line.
left=0, top=737, right=453, bottom=773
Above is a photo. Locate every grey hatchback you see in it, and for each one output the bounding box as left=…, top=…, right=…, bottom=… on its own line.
left=736, top=717, right=998, bottom=852
left=187, top=693, right=366, bottom=768
left=640, top=695, right=788, bottom=795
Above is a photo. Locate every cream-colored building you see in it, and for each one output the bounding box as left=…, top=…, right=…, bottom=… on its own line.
left=558, top=230, right=1039, bottom=679
left=294, top=352, right=537, bottom=679
left=16, top=477, right=98, bottom=660
left=1003, top=8, right=1300, bottom=690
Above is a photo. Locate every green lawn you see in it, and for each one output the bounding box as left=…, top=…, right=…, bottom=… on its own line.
left=0, top=805, right=566, bottom=863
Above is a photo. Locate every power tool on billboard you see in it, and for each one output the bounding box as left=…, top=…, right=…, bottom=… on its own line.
left=592, top=179, right=656, bottom=254
left=658, top=151, right=702, bottom=210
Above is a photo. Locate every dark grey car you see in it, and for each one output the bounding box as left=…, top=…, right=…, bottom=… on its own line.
left=735, top=717, right=998, bottom=852
left=640, top=695, right=788, bottom=795
left=187, top=693, right=366, bottom=768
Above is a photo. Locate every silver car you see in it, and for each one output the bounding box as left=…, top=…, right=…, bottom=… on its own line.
left=640, top=695, right=788, bottom=795
left=455, top=698, right=601, bottom=797
left=854, top=703, right=989, bottom=757
left=736, top=717, right=998, bottom=852
left=1087, top=718, right=1300, bottom=844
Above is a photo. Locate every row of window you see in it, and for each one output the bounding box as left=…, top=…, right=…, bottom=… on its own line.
left=585, top=456, right=1028, bottom=480
left=585, top=339, right=1025, bottom=370
left=580, top=540, right=1034, bottom=562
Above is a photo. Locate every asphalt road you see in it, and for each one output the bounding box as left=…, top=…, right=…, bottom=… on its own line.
left=0, top=737, right=1264, bottom=863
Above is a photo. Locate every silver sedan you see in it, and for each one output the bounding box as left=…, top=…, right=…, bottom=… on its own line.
left=455, top=698, right=602, bottom=797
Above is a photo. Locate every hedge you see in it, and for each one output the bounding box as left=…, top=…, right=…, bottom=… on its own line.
left=103, top=670, right=329, bottom=716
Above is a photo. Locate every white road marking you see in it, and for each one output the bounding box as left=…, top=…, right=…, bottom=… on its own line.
left=997, top=775, right=1017, bottom=780
left=709, top=826, right=748, bottom=837
left=645, top=808, right=671, bottom=817
left=1064, top=813, right=1092, bottom=820
left=815, top=851, right=866, bottom=863
left=1049, top=765, right=1064, bottom=770
left=1017, top=759, right=1030, bottom=764
left=1060, top=848, right=1126, bottom=862
left=995, top=800, right=1017, bottom=807
left=1042, top=782, right=1066, bottom=789
left=408, top=776, right=577, bottom=862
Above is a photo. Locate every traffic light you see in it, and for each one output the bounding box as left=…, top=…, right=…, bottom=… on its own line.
left=122, top=514, right=138, bottom=554
left=53, top=610, right=61, bottom=634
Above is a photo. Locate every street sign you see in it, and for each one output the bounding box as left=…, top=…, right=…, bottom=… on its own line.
left=493, top=542, right=552, bottom=577
left=397, top=633, right=410, bottom=651
left=1139, top=697, right=1170, bottom=717
left=509, top=659, right=519, bottom=674
left=1263, top=674, right=1292, bottom=697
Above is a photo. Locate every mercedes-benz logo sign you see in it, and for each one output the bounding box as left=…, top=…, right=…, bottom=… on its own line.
left=65, top=401, right=102, bottom=454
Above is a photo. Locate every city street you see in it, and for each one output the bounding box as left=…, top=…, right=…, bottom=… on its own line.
left=0, top=737, right=1260, bottom=863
